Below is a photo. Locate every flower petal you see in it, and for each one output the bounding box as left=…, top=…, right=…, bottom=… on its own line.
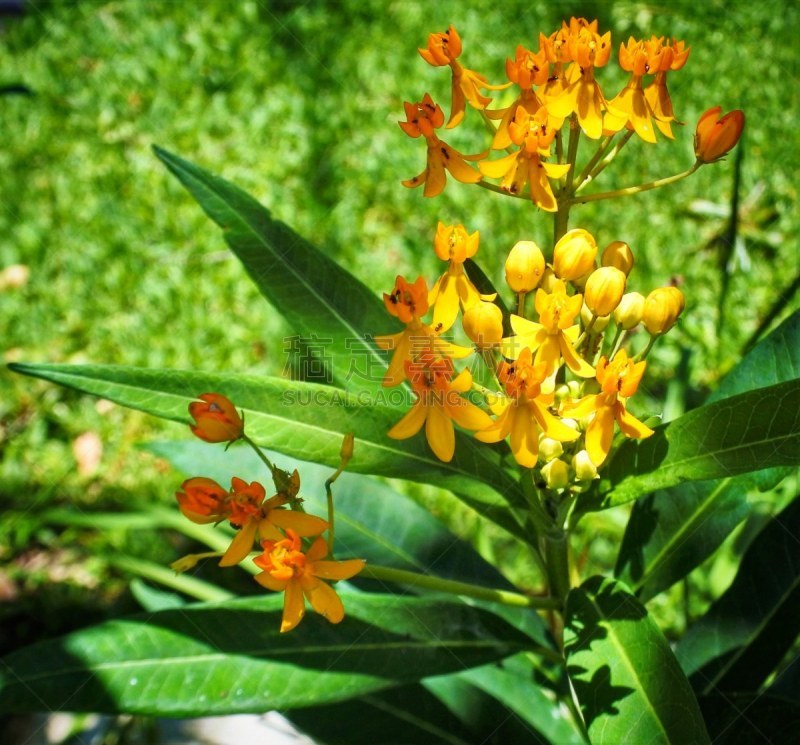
left=616, top=402, right=655, bottom=439
left=388, top=400, right=427, bottom=440
left=269, top=509, right=329, bottom=537
left=304, top=577, right=345, bottom=624
left=585, top=405, right=615, bottom=466
left=426, top=404, right=455, bottom=462
left=510, top=405, right=538, bottom=468
left=219, top=518, right=258, bottom=567
left=312, top=558, right=367, bottom=581
left=254, top=571, right=289, bottom=592
left=281, top=579, right=306, bottom=633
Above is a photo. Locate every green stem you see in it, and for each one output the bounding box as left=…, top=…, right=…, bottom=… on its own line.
left=241, top=433, right=276, bottom=475
left=573, top=133, right=617, bottom=191
left=543, top=532, right=571, bottom=604
left=517, top=291, right=527, bottom=317
left=575, top=130, right=634, bottom=193
left=360, top=564, right=561, bottom=610
left=565, top=162, right=701, bottom=207
left=636, top=334, right=658, bottom=361
left=476, top=179, right=528, bottom=201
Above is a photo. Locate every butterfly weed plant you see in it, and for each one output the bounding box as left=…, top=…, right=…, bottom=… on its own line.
left=5, top=16, right=800, bottom=745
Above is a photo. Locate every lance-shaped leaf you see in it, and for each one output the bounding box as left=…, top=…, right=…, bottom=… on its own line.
left=153, top=145, right=393, bottom=398
left=10, top=363, right=528, bottom=541
left=0, top=594, right=534, bottom=716
left=577, top=379, right=800, bottom=514
left=675, top=495, right=800, bottom=695
left=616, top=311, right=799, bottom=599
left=564, top=576, right=710, bottom=745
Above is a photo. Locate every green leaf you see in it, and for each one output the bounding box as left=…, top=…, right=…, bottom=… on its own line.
left=153, top=146, right=392, bottom=397
left=698, top=693, right=800, bottom=745
left=675, top=495, right=800, bottom=695
left=564, top=576, right=710, bottom=745
left=616, top=311, right=800, bottom=600
left=578, top=379, right=800, bottom=514
left=0, top=594, right=534, bottom=716
left=10, top=362, right=528, bottom=541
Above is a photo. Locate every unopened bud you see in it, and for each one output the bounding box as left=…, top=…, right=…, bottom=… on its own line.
left=505, top=240, right=545, bottom=293
left=340, top=433, right=355, bottom=463
left=572, top=450, right=598, bottom=481
left=539, top=266, right=559, bottom=293
left=541, top=459, right=570, bottom=489
left=601, top=241, right=634, bottom=275
left=614, top=292, right=645, bottom=330
left=538, top=437, right=563, bottom=462
left=694, top=106, right=745, bottom=163
left=553, top=229, right=598, bottom=281
left=462, top=301, right=504, bottom=347
left=643, top=286, right=685, bottom=335
left=584, top=266, right=627, bottom=317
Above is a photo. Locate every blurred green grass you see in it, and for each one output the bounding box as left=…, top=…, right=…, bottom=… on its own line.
left=0, top=0, right=798, bottom=643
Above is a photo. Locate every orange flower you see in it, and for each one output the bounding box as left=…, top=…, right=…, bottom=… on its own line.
left=189, top=393, right=243, bottom=443
left=694, top=106, right=745, bottom=163
left=603, top=37, right=658, bottom=143
left=562, top=350, right=654, bottom=465
left=383, top=275, right=429, bottom=324
left=644, top=37, right=690, bottom=138
left=176, top=477, right=229, bottom=524
left=476, top=348, right=579, bottom=467
left=387, top=353, right=493, bottom=462
left=400, top=94, right=483, bottom=197
left=254, top=530, right=365, bottom=633
left=501, top=280, right=594, bottom=381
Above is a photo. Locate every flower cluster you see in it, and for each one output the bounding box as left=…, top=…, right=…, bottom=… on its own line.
left=174, top=394, right=364, bottom=632
left=400, top=18, right=744, bottom=211
left=378, top=225, right=685, bottom=494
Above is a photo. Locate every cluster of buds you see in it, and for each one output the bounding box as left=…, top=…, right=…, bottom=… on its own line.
left=378, top=224, right=685, bottom=502
left=174, top=394, right=364, bottom=632
left=400, top=19, right=744, bottom=210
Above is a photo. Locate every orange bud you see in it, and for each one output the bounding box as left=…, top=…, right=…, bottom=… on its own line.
left=505, top=240, right=545, bottom=293
left=189, top=393, right=244, bottom=443
left=176, top=477, right=228, bottom=523
left=694, top=106, right=745, bottom=163
left=601, top=241, right=635, bottom=275
left=643, top=286, right=685, bottom=335
left=553, top=229, right=597, bottom=281
left=583, top=266, right=627, bottom=317
left=462, top=301, right=504, bottom=347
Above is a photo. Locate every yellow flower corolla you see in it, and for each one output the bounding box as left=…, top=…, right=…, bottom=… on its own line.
left=645, top=37, right=690, bottom=138
left=254, top=530, right=365, bottom=633
left=399, top=94, right=483, bottom=197
left=694, top=106, right=745, bottom=163
left=553, top=228, right=598, bottom=281
left=562, top=350, right=654, bottom=465
left=376, top=274, right=472, bottom=387
left=603, top=37, right=658, bottom=143
left=501, top=280, right=594, bottom=380
left=479, top=106, right=570, bottom=211
left=429, top=223, right=495, bottom=333
left=388, top=353, right=493, bottom=463
left=476, top=348, right=579, bottom=468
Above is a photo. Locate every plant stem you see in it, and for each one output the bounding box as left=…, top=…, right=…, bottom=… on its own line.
left=476, top=179, right=528, bottom=201
left=517, top=291, right=527, bottom=317
left=109, top=555, right=234, bottom=602
left=573, top=133, right=617, bottom=191
left=241, top=433, right=276, bottom=475
left=360, top=565, right=561, bottom=610
left=574, top=130, right=634, bottom=193
left=543, top=531, right=571, bottom=604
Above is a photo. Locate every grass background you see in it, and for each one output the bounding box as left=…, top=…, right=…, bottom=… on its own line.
left=0, top=0, right=798, bottom=697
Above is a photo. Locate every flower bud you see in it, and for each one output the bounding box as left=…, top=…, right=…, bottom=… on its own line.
left=539, top=266, right=559, bottom=293
left=614, top=292, right=645, bottom=330
left=538, top=437, right=563, bottom=462
left=572, top=450, right=598, bottom=481
left=505, top=240, right=545, bottom=293
left=694, top=106, right=745, bottom=163
left=553, top=229, right=598, bottom=281
left=581, top=303, right=610, bottom=332
left=541, top=459, right=570, bottom=489
left=601, top=241, right=634, bottom=275
left=583, top=266, right=627, bottom=317
left=189, top=393, right=244, bottom=443
left=643, top=286, right=685, bottom=335
left=462, top=301, right=504, bottom=347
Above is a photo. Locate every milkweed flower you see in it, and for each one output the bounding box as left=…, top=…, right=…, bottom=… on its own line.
left=501, top=280, right=595, bottom=381
left=694, top=106, right=745, bottom=163
left=562, top=350, right=654, bottom=466
left=388, top=353, right=493, bottom=462
left=375, top=274, right=472, bottom=387
left=399, top=93, right=483, bottom=197
left=254, top=530, right=365, bottom=633
left=642, top=286, right=685, bottom=335
left=189, top=393, right=243, bottom=443
left=476, top=348, right=579, bottom=468
left=644, top=37, right=690, bottom=138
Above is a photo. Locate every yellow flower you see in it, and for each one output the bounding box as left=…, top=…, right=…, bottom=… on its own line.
left=562, top=350, right=654, bottom=466
left=479, top=106, right=570, bottom=211
left=388, top=353, right=493, bottom=462
left=644, top=37, right=690, bottom=138
left=505, top=240, right=546, bottom=293
left=694, top=106, right=745, bottom=163
left=476, top=348, right=579, bottom=468
left=383, top=275, right=429, bottom=324
left=603, top=37, right=658, bottom=143
left=254, top=531, right=365, bottom=633
left=501, top=280, right=595, bottom=380
left=399, top=94, right=484, bottom=197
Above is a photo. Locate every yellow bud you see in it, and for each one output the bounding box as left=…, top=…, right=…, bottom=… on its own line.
left=581, top=302, right=610, bottom=332
left=462, top=301, right=504, bottom=348
left=583, top=266, right=627, bottom=317
left=541, top=459, right=570, bottom=489
left=538, top=437, right=563, bottom=462
left=643, top=286, right=685, bottom=335
left=505, top=240, right=545, bottom=293
left=171, top=554, right=201, bottom=573
left=601, top=241, right=634, bottom=275
left=340, top=432, right=355, bottom=463
left=614, top=291, right=645, bottom=330
left=553, top=229, right=598, bottom=281
left=539, top=266, right=559, bottom=293
left=572, top=450, right=598, bottom=481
